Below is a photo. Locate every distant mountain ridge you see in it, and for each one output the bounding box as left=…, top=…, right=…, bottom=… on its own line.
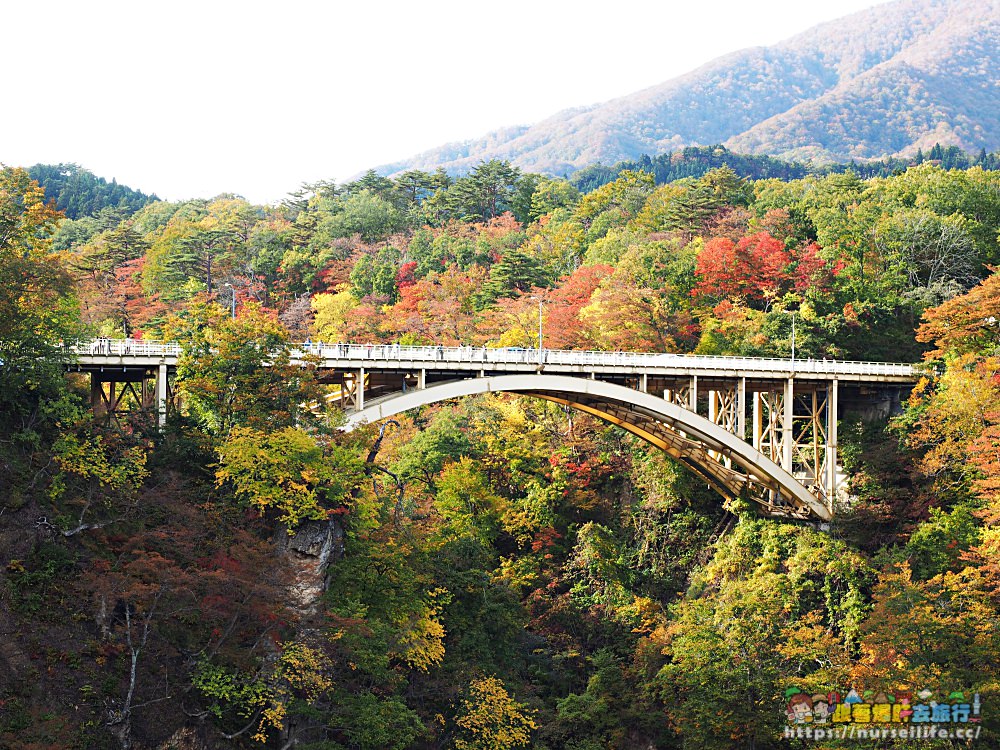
left=376, top=0, right=1000, bottom=176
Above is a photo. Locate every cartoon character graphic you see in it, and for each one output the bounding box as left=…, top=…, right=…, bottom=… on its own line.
left=811, top=695, right=831, bottom=724
left=895, top=691, right=913, bottom=722
left=787, top=692, right=814, bottom=724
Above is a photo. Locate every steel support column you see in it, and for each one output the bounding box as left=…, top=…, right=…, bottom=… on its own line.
left=757, top=387, right=785, bottom=469
left=827, top=378, right=839, bottom=508
left=753, top=391, right=763, bottom=452
left=157, top=363, right=168, bottom=427
left=91, top=375, right=106, bottom=417
left=737, top=377, right=746, bottom=440
left=708, top=386, right=739, bottom=467
left=790, top=387, right=827, bottom=493
left=783, top=378, right=794, bottom=472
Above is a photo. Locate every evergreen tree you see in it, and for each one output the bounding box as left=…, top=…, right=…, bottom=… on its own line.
left=475, top=248, right=547, bottom=307
left=27, top=163, right=157, bottom=219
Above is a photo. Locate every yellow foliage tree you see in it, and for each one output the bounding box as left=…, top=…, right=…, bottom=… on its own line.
left=452, top=676, right=537, bottom=750
left=312, top=285, right=358, bottom=341
left=900, top=354, right=1000, bottom=486
left=393, top=592, right=447, bottom=672
left=254, top=641, right=334, bottom=743
left=215, top=426, right=363, bottom=529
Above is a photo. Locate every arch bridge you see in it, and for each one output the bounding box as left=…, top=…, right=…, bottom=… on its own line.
left=67, top=340, right=922, bottom=522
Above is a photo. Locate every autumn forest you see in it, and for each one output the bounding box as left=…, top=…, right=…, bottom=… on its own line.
left=3, top=148, right=1000, bottom=749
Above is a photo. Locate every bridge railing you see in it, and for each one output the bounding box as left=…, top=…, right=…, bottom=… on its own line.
left=67, top=339, right=922, bottom=377
left=68, top=339, right=183, bottom=357
left=300, top=343, right=921, bottom=377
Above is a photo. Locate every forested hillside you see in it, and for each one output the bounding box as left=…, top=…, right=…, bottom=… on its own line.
left=27, top=163, right=158, bottom=220
left=2, top=154, right=1000, bottom=749
left=378, top=0, right=1000, bottom=176
left=570, top=143, right=1000, bottom=193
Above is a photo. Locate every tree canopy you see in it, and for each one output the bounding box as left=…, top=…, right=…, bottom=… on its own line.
left=5, top=150, right=1000, bottom=749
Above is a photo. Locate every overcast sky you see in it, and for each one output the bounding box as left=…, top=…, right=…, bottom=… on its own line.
left=4, top=0, right=888, bottom=205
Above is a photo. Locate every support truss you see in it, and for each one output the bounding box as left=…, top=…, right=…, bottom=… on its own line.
left=337, top=370, right=367, bottom=410
left=91, top=377, right=156, bottom=424
left=751, top=380, right=838, bottom=515
left=663, top=384, right=691, bottom=410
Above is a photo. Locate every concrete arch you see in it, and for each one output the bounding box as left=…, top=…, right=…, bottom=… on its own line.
left=344, top=374, right=831, bottom=521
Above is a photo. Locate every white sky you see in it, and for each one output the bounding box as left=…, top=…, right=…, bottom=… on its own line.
left=3, top=0, right=888, bottom=205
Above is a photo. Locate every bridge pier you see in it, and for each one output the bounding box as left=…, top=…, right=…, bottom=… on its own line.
left=745, top=378, right=840, bottom=514
left=156, top=363, right=168, bottom=427
left=338, top=369, right=368, bottom=410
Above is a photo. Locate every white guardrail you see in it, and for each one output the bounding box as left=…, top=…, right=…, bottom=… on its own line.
left=71, top=339, right=183, bottom=357
left=69, top=340, right=922, bottom=377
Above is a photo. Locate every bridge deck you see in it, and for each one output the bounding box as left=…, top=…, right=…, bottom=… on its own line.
left=68, top=340, right=921, bottom=383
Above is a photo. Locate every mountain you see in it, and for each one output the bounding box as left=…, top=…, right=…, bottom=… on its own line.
left=377, top=0, right=1000, bottom=176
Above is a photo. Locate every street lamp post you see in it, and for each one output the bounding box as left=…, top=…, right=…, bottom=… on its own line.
left=537, top=297, right=544, bottom=365
left=791, top=311, right=796, bottom=364
left=224, top=283, right=236, bottom=319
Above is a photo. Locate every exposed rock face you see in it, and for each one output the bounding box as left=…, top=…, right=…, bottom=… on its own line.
left=274, top=519, right=345, bottom=614
left=155, top=727, right=211, bottom=750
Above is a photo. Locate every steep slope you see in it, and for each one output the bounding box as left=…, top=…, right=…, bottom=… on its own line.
left=726, top=0, right=1000, bottom=159
left=378, top=0, right=999, bottom=175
